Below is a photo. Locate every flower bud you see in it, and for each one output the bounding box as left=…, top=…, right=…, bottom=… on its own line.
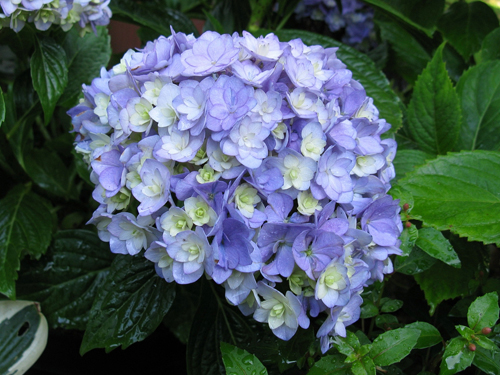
left=468, top=343, right=476, bottom=351
left=482, top=327, right=492, bottom=335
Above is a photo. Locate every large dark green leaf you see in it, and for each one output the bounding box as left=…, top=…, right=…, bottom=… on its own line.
left=110, top=0, right=198, bottom=37
left=439, top=337, right=474, bottom=375
left=205, top=0, right=251, bottom=34
left=0, top=185, right=53, bottom=299
left=271, top=29, right=403, bottom=135
left=59, top=26, right=111, bottom=108
left=456, top=61, right=500, bottom=151
left=407, top=44, right=461, bottom=155
left=80, top=254, right=176, bottom=354
left=414, top=242, right=482, bottom=315
left=376, top=18, right=431, bottom=84
left=16, top=230, right=114, bottom=330
left=437, top=1, right=499, bottom=60
left=362, top=0, right=443, bottom=35
left=399, top=151, right=500, bottom=245
left=186, top=281, right=255, bottom=375
left=480, top=28, right=500, bottom=62
left=467, top=292, right=499, bottom=331
left=392, top=149, right=434, bottom=183
left=220, top=342, right=268, bottom=375
left=24, top=148, right=73, bottom=198
left=30, top=36, right=68, bottom=125
left=369, top=327, right=420, bottom=366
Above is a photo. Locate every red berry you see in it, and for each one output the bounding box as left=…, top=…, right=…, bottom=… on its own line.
left=403, top=203, right=410, bottom=211
left=405, top=221, right=412, bottom=228
left=468, top=343, right=476, bottom=351
left=482, top=327, right=492, bottom=335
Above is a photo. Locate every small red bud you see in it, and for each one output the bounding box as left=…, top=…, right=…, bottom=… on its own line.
left=403, top=203, right=410, bottom=211
left=405, top=221, right=412, bottom=228
left=468, top=343, right=476, bottom=351
left=482, top=327, right=492, bottom=335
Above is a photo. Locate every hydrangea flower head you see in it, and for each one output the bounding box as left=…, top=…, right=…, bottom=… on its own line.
left=0, top=0, right=111, bottom=32
left=70, top=28, right=402, bottom=345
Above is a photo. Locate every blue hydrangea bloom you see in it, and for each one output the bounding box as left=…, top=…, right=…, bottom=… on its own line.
left=69, top=28, right=402, bottom=344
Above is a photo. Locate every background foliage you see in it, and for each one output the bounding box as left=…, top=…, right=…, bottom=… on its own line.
left=1, top=0, right=499, bottom=374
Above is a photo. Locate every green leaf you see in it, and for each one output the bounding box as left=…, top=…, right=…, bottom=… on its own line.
left=30, top=36, right=68, bottom=125
left=456, top=325, right=475, bottom=340
left=0, top=302, right=47, bottom=374
left=80, top=254, right=175, bottom=354
left=110, top=0, right=198, bottom=37
left=186, top=281, right=255, bottom=375
left=205, top=0, right=251, bottom=34
left=467, top=292, right=499, bottom=331
left=0, top=185, right=53, bottom=299
left=307, top=354, right=350, bottom=375
left=380, top=299, right=403, bottom=313
left=439, top=337, right=474, bottom=375
left=399, top=151, right=500, bottom=245
left=333, top=331, right=361, bottom=357
left=456, top=60, right=500, bottom=151
left=376, top=18, right=431, bottom=84
left=405, top=322, right=442, bottom=349
left=362, top=0, right=441, bottom=36
left=473, top=345, right=500, bottom=375
left=437, top=1, right=499, bottom=60
left=360, top=300, right=379, bottom=319
left=392, top=150, right=434, bottom=184
left=375, top=314, right=400, bottom=331
left=351, top=356, right=376, bottom=375
left=394, top=246, right=436, bottom=275
left=59, top=26, right=111, bottom=108
left=369, top=327, right=420, bottom=366
left=398, top=226, right=419, bottom=256
left=24, top=149, right=73, bottom=198
left=480, top=28, right=500, bottom=62
left=407, top=44, right=461, bottom=155
left=415, top=228, right=460, bottom=268
left=15, top=230, right=114, bottom=330
left=414, top=242, right=481, bottom=315
left=0, top=89, right=5, bottom=128
left=220, top=342, right=268, bottom=375
left=270, top=29, right=403, bottom=134
left=475, top=336, right=498, bottom=351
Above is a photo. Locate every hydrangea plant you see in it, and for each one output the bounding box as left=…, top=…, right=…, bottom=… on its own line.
left=0, top=0, right=111, bottom=32
left=68, top=28, right=402, bottom=351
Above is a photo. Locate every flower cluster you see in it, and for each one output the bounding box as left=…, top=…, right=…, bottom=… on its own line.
left=295, top=0, right=374, bottom=47
left=0, top=0, right=111, bottom=33
left=69, top=29, right=402, bottom=351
